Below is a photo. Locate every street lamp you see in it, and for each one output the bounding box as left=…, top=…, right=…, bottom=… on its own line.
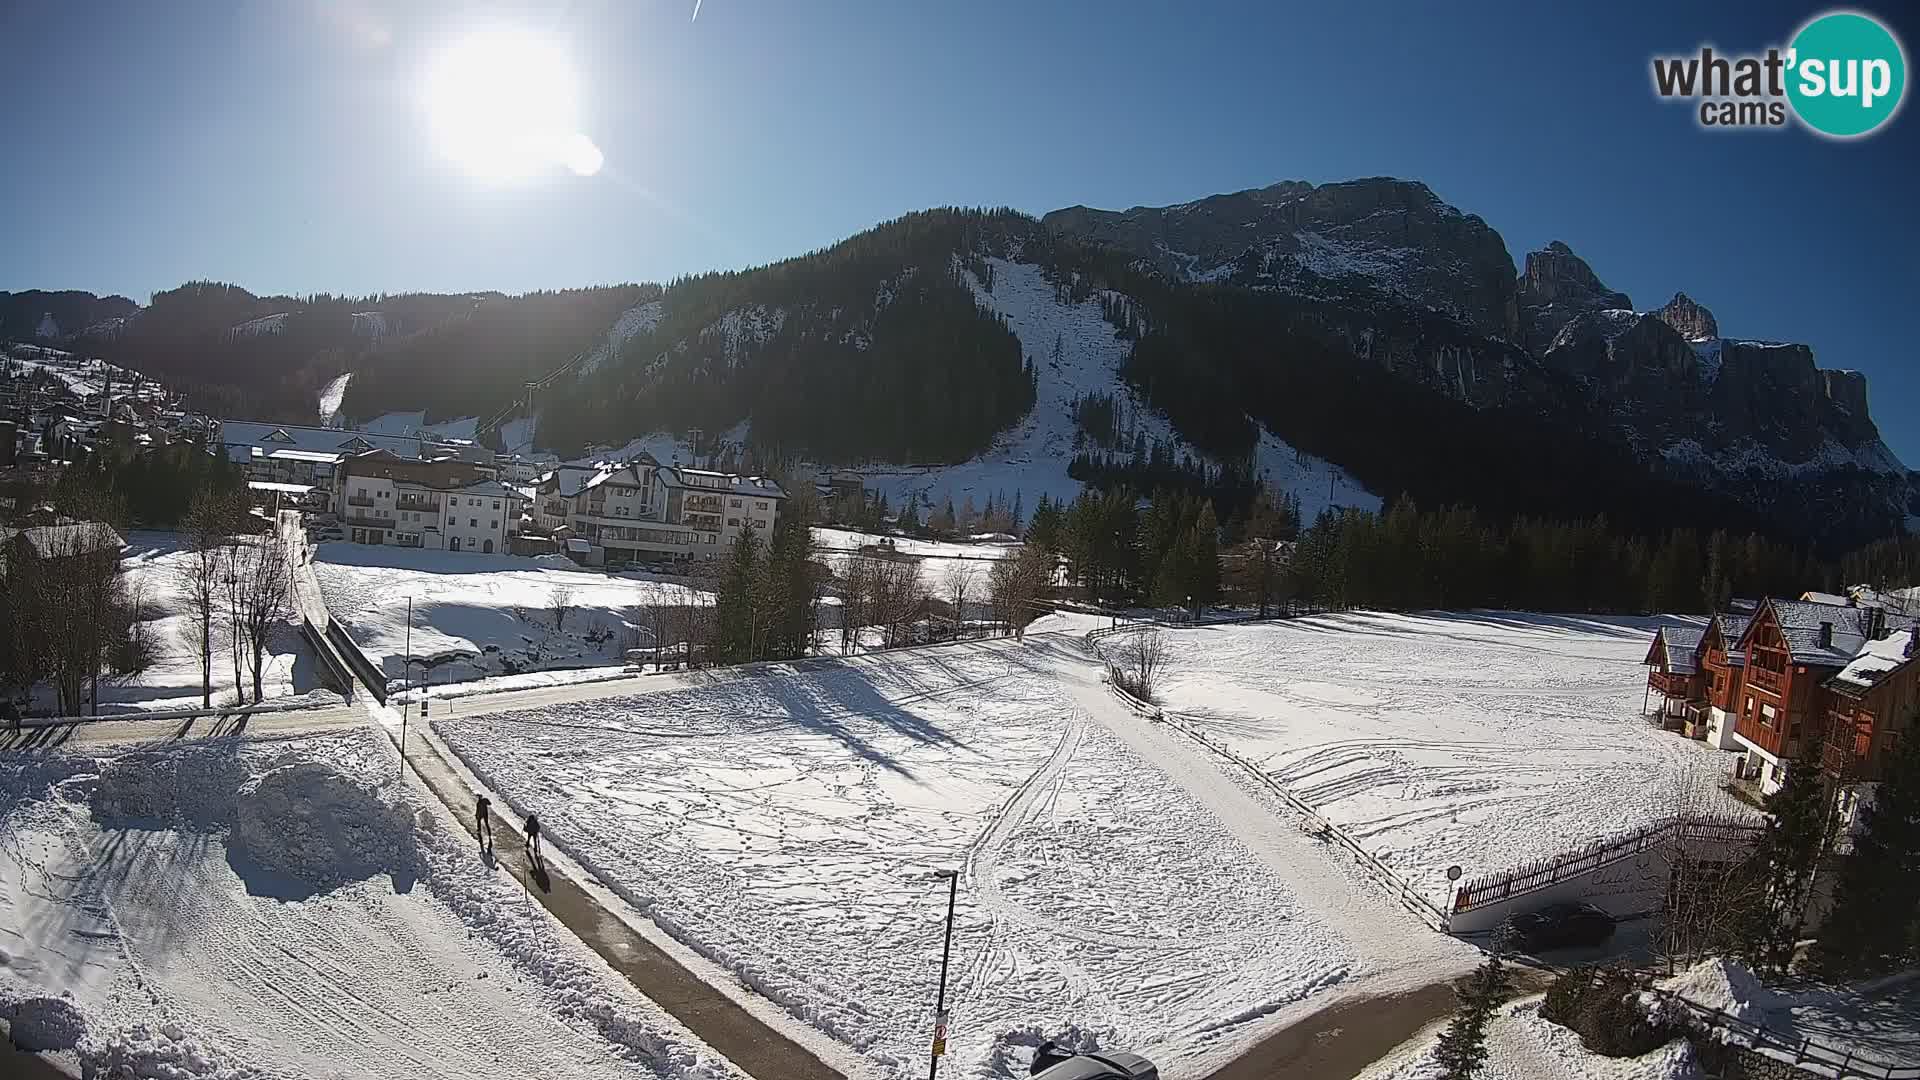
left=929, top=868, right=959, bottom=1080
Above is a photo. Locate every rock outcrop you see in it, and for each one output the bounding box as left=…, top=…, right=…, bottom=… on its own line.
left=1514, top=241, right=1634, bottom=355
left=1044, top=177, right=1521, bottom=337
left=1654, top=291, right=1719, bottom=342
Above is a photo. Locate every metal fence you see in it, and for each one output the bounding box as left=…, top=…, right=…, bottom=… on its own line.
left=1647, top=986, right=1920, bottom=1080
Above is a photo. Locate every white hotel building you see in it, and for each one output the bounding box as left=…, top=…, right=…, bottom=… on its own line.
left=532, top=454, right=786, bottom=565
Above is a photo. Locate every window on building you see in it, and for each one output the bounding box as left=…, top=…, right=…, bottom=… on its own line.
left=754, top=519, right=767, bottom=530
left=727, top=518, right=739, bottom=527
left=730, top=498, right=742, bottom=508
left=493, top=500, right=501, bottom=510
left=490, top=520, right=497, bottom=530
left=469, top=518, right=478, bottom=528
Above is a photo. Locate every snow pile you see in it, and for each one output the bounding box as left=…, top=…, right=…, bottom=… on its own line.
left=317, top=372, right=352, bottom=426
left=88, top=1019, right=264, bottom=1080
left=3, top=993, right=88, bottom=1051
left=88, top=750, right=250, bottom=826
left=233, top=761, right=423, bottom=891
left=978, top=1023, right=1113, bottom=1079
left=1, top=733, right=746, bottom=1080
left=1656, top=958, right=1780, bottom=1028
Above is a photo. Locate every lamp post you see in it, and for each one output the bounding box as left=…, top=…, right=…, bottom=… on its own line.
left=929, top=868, right=959, bottom=1080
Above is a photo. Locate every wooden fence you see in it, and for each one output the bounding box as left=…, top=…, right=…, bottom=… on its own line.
left=1450, top=814, right=1765, bottom=915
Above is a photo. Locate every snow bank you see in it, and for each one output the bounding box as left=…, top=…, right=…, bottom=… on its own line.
left=3, top=994, right=87, bottom=1051
left=88, top=1019, right=264, bottom=1080
left=1657, top=958, right=1779, bottom=1028
left=2, top=733, right=744, bottom=1080
left=977, top=1023, right=1112, bottom=1079
left=233, top=761, right=424, bottom=891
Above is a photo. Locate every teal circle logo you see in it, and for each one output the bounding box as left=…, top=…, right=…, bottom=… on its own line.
left=1787, top=11, right=1907, bottom=137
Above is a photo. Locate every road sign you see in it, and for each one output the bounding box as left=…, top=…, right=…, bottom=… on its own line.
left=1446, top=865, right=1463, bottom=881
left=932, top=1011, right=949, bottom=1057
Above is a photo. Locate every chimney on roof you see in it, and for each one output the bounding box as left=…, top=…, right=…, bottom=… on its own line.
left=1819, top=622, right=1834, bottom=649
left=1869, top=606, right=1888, bottom=641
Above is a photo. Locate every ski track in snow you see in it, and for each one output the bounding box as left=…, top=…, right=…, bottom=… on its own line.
left=316, top=373, right=352, bottom=426
left=434, top=635, right=1474, bottom=1078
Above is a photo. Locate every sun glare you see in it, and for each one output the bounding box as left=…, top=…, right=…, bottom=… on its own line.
left=424, top=30, right=603, bottom=181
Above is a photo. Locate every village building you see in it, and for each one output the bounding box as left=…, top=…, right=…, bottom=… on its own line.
left=528, top=454, right=786, bottom=566
left=335, top=449, right=523, bottom=553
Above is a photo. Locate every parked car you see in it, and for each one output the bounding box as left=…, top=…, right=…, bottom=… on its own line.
left=1030, top=1042, right=1158, bottom=1080
left=1501, top=901, right=1615, bottom=953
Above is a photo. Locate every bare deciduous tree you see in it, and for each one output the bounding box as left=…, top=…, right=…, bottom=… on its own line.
left=549, top=584, right=577, bottom=632
left=1111, top=630, right=1169, bottom=702
left=224, top=532, right=297, bottom=703
left=1652, top=760, right=1769, bottom=974
left=838, top=556, right=878, bottom=656
left=942, top=562, right=979, bottom=637
left=869, top=557, right=927, bottom=648
left=988, top=545, right=1054, bottom=639
left=175, top=490, right=230, bottom=707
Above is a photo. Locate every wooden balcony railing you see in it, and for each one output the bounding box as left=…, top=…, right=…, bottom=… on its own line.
left=1748, top=666, right=1785, bottom=693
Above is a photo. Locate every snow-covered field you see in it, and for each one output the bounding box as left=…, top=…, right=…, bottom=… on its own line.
left=813, top=527, right=1019, bottom=598
left=1151, top=612, right=1751, bottom=902
left=23, top=532, right=318, bottom=716
left=0, top=730, right=739, bottom=1079
left=432, top=637, right=1410, bottom=1078
left=311, top=542, right=706, bottom=683
left=1360, top=995, right=1696, bottom=1080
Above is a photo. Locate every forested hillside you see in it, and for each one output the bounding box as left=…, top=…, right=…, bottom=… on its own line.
left=539, top=209, right=1039, bottom=463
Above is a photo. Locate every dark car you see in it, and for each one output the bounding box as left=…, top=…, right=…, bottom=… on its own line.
left=1031, top=1042, right=1159, bottom=1080
left=1501, top=901, right=1616, bottom=953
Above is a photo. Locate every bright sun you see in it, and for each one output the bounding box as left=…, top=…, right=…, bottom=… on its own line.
left=424, top=30, right=603, bottom=181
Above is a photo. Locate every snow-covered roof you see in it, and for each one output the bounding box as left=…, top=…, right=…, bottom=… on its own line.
left=1828, top=629, right=1917, bottom=694
left=1709, top=611, right=1754, bottom=666
left=220, top=420, right=420, bottom=459
left=656, top=464, right=786, bottom=500
left=1647, top=625, right=1704, bottom=674
left=1747, top=598, right=1919, bottom=668
left=1802, top=590, right=1850, bottom=607
left=2, top=521, right=125, bottom=559
left=447, top=479, right=524, bottom=501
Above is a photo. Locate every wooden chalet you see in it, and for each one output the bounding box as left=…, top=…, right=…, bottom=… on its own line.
left=1697, top=606, right=1756, bottom=750
left=1728, top=597, right=1914, bottom=795
left=1643, top=624, right=1708, bottom=731
left=1821, top=627, right=1917, bottom=783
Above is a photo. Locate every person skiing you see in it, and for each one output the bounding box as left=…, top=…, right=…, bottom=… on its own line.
left=523, top=812, right=542, bottom=864
left=475, top=794, right=492, bottom=848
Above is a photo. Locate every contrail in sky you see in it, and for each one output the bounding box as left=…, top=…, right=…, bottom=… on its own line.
left=691, top=0, right=702, bottom=20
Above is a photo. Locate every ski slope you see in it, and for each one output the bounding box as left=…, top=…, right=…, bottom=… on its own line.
left=1152, top=612, right=1753, bottom=901
left=853, top=257, right=1375, bottom=522
left=432, top=636, right=1469, bottom=1078
left=0, top=731, right=740, bottom=1080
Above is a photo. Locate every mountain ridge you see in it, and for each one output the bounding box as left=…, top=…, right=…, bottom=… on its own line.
left=4, top=181, right=1907, bottom=549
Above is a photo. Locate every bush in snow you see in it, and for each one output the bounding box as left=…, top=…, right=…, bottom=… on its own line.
left=1540, top=966, right=1680, bottom=1058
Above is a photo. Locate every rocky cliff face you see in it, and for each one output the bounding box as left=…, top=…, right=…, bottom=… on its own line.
left=1044, top=178, right=1521, bottom=337
left=1654, top=292, right=1718, bottom=341
left=1515, top=241, right=1634, bottom=354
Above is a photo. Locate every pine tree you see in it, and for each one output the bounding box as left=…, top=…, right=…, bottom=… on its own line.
left=1433, top=953, right=1510, bottom=1079
left=1010, top=489, right=1024, bottom=531
left=1816, top=717, right=1920, bottom=976
left=1739, top=735, right=1836, bottom=974
left=713, top=527, right=762, bottom=663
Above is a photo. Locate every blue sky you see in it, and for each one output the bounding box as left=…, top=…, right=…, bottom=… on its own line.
left=3, top=1, right=1916, bottom=460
